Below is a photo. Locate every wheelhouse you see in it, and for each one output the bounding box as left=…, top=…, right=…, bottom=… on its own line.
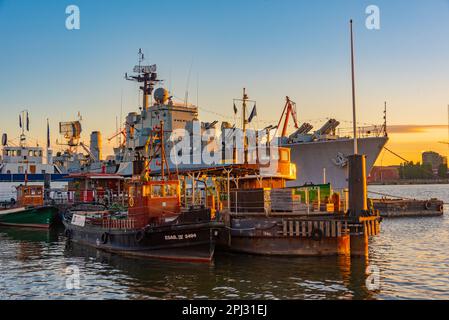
left=16, top=185, right=44, bottom=207
left=128, top=180, right=181, bottom=225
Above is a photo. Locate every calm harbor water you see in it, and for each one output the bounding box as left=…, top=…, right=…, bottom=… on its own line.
left=1, top=184, right=448, bottom=300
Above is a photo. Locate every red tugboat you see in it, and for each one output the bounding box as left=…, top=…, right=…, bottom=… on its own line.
left=63, top=58, right=223, bottom=262
left=63, top=121, right=222, bottom=263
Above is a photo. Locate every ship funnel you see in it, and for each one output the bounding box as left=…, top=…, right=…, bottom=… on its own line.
left=90, top=131, right=103, bottom=161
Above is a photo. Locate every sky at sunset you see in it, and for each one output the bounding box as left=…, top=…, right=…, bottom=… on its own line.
left=1, top=0, right=449, bottom=165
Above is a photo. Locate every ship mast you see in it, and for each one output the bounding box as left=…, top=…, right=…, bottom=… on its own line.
left=142, top=121, right=170, bottom=182
left=18, top=110, right=29, bottom=147
left=233, top=88, right=256, bottom=163
left=242, top=88, right=248, bottom=136
left=125, top=49, right=160, bottom=111
left=350, top=19, right=358, bottom=155
left=242, top=88, right=248, bottom=162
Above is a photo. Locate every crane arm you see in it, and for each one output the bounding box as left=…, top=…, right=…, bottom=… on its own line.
left=108, top=128, right=126, bottom=142
left=79, top=142, right=97, bottom=162
left=276, top=96, right=299, bottom=137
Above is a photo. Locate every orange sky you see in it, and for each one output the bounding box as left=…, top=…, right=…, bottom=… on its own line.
left=375, top=125, right=449, bottom=166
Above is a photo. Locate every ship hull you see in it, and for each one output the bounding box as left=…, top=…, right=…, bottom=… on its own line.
left=218, top=215, right=352, bottom=256
left=284, top=136, right=388, bottom=190
left=116, top=137, right=388, bottom=190
left=63, top=220, right=223, bottom=263
left=0, top=206, right=58, bottom=229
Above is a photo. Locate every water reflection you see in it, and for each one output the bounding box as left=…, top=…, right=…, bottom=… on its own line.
left=1, top=184, right=449, bottom=299
left=0, top=226, right=60, bottom=243
left=63, top=241, right=375, bottom=299
left=0, top=227, right=59, bottom=261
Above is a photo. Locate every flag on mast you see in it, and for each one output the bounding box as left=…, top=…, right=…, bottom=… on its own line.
left=47, top=119, right=50, bottom=149
left=26, top=111, right=30, bottom=131
left=19, top=115, right=22, bottom=128
left=233, top=103, right=238, bottom=115
left=248, top=104, right=257, bottom=123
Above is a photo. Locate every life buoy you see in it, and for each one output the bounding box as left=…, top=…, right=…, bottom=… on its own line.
left=424, top=201, right=432, bottom=210
left=101, top=232, right=109, bottom=244
left=129, top=197, right=135, bottom=207
left=311, top=228, right=323, bottom=242
left=135, top=230, right=145, bottom=243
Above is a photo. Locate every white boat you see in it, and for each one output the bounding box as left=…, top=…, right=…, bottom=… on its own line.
left=0, top=113, right=67, bottom=201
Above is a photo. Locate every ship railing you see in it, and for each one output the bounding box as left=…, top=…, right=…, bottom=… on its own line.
left=336, top=125, right=386, bottom=139
left=182, top=194, right=214, bottom=208
left=101, top=211, right=150, bottom=230
left=46, top=191, right=128, bottom=206
left=102, top=218, right=137, bottom=230
left=220, top=190, right=337, bottom=215
left=277, top=219, right=350, bottom=237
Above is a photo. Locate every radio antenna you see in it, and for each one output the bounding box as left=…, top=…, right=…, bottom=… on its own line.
left=184, top=58, right=194, bottom=107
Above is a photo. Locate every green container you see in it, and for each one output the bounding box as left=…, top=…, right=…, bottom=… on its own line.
left=292, top=183, right=332, bottom=203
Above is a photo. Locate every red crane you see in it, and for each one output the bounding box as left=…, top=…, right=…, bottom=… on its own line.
left=276, top=96, right=299, bottom=137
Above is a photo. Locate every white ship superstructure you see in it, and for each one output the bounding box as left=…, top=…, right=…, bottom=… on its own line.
left=112, top=51, right=388, bottom=188
left=0, top=145, right=57, bottom=175
left=0, top=113, right=67, bottom=201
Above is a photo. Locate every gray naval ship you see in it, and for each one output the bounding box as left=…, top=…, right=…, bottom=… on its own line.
left=112, top=52, right=388, bottom=190
left=283, top=122, right=387, bottom=189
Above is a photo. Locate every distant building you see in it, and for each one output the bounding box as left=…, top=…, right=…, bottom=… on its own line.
left=368, top=166, right=400, bottom=183
left=422, top=151, right=447, bottom=174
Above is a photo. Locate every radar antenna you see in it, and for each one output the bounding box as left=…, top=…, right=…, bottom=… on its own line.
left=125, top=49, right=162, bottom=111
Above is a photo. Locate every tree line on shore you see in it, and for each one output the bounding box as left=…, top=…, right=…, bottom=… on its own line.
left=398, top=162, right=448, bottom=179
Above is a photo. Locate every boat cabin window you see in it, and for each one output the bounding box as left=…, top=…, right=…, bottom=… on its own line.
left=138, top=182, right=179, bottom=198
left=129, top=185, right=135, bottom=197
left=18, top=186, right=42, bottom=196
left=27, top=150, right=41, bottom=157
left=150, top=185, right=162, bottom=197
left=164, top=184, right=178, bottom=197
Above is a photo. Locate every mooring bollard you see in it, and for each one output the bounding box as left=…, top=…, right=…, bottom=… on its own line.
left=348, top=154, right=368, bottom=217
left=347, top=154, right=369, bottom=257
